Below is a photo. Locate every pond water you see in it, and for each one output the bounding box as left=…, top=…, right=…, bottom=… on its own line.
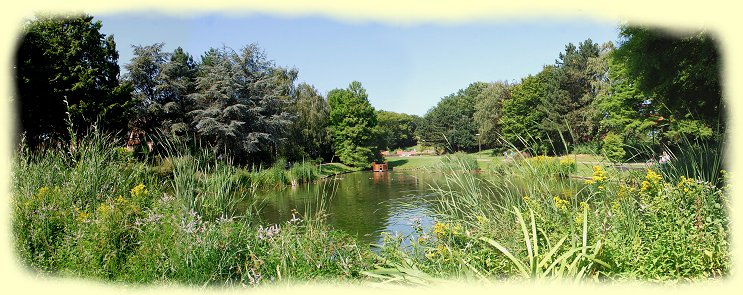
left=252, top=171, right=447, bottom=247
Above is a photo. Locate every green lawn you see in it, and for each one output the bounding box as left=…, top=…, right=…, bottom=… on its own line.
left=318, top=162, right=361, bottom=177
left=385, top=155, right=442, bottom=170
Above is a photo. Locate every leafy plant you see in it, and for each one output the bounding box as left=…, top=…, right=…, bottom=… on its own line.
left=478, top=206, right=608, bottom=281
left=601, top=132, right=625, bottom=163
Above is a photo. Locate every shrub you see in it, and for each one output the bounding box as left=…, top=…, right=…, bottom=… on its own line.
left=288, top=161, right=319, bottom=185
left=602, top=133, right=625, bottom=163
left=603, top=170, right=730, bottom=279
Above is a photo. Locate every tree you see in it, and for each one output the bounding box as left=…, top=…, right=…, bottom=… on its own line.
left=124, top=45, right=199, bottom=142
left=499, top=71, right=551, bottom=154
left=601, top=132, right=626, bottom=163
left=124, top=43, right=169, bottom=133
left=288, top=83, right=332, bottom=161
left=14, top=13, right=134, bottom=147
left=374, top=110, right=419, bottom=151
left=327, top=81, right=379, bottom=168
left=594, top=49, right=655, bottom=147
left=188, top=44, right=295, bottom=165
left=546, top=39, right=602, bottom=146
left=614, top=26, right=723, bottom=142
left=125, top=43, right=168, bottom=106
left=418, top=82, right=485, bottom=153
left=473, top=81, right=511, bottom=148
left=157, top=47, right=198, bottom=140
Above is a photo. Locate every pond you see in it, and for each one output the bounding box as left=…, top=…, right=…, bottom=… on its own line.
left=251, top=171, right=447, bottom=247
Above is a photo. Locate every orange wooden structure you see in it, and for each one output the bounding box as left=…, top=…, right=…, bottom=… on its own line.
left=372, top=162, right=389, bottom=172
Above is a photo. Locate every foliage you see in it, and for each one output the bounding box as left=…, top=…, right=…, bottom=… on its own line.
left=499, top=72, right=551, bottom=154
left=124, top=45, right=197, bottom=140
left=188, top=44, right=296, bottom=165
left=438, top=152, right=479, bottom=172
left=418, top=82, right=485, bottom=152
left=658, top=137, right=725, bottom=187
left=473, top=81, right=511, bottom=148
left=14, top=13, right=134, bottom=147
left=548, top=39, right=603, bottom=145
left=594, top=51, right=655, bottom=146
left=524, top=156, right=577, bottom=178
left=601, top=132, right=625, bottom=163
left=479, top=206, right=607, bottom=280
left=370, top=138, right=729, bottom=283
left=374, top=110, right=419, bottom=150
left=327, top=81, right=380, bottom=168
left=570, top=142, right=598, bottom=155
left=288, top=83, right=332, bottom=161
left=12, top=130, right=370, bottom=285
left=603, top=169, right=730, bottom=279
left=614, top=26, right=723, bottom=140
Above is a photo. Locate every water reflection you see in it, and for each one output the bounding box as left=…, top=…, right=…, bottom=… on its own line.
left=250, top=171, right=441, bottom=246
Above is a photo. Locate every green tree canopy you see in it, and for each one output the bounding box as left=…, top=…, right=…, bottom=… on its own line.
left=418, top=82, right=486, bottom=153
left=614, top=26, right=723, bottom=142
left=188, top=44, right=296, bottom=165
left=288, top=83, right=332, bottom=161
left=327, top=81, right=379, bottom=167
left=499, top=70, right=552, bottom=154
left=594, top=49, right=655, bottom=146
left=124, top=45, right=199, bottom=141
left=14, top=13, right=133, bottom=147
left=374, top=110, right=419, bottom=151
left=545, top=39, right=602, bottom=146
left=473, top=81, right=511, bottom=148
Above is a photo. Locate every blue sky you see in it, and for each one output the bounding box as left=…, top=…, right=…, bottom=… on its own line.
left=98, top=12, right=620, bottom=116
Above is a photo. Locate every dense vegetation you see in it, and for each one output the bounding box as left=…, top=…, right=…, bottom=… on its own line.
left=14, top=14, right=724, bottom=166
left=11, top=13, right=728, bottom=287
left=418, top=33, right=724, bottom=160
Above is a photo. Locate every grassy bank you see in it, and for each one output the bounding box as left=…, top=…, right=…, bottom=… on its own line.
left=11, top=133, right=374, bottom=286
left=11, top=132, right=730, bottom=286
left=370, top=143, right=730, bottom=283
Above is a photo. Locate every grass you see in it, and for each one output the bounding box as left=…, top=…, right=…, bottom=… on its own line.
left=318, top=162, right=361, bottom=177
left=368, top=138, right=730, bottom=284
left=386, top=155, right=443, bottom=170
left=11, top=130, right=730, bottom=286
left=11, top=131, right=374, bottom=286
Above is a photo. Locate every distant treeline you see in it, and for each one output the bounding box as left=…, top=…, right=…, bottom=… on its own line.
left=14, top=13, right=723, bottom=168
left=417, top=28, right=723, bottom=159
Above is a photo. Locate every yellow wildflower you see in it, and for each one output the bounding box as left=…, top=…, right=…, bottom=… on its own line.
left=130, top=183, right=148, bottom=198
left=115, top=194, right=127, bottom=205
left=76, top=209, right=90, bottom=222
left=436, top=244, right=448, bottom=255
left=553, top=195, right=568, bottom=210
left=559, top=157, right=575, bottom=165
left=97, top=202, right=111, bottom=215
left=452, top=224, right=462, bottom=235
left=641, top=181, right=650, bottom=192
left=433, top=222, right=450, bottom=236
left=34, top=186, right=50, bottom=200
left=591, top=166, right=607, bottom=183
left=645, top=169, right=662, bottom=183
